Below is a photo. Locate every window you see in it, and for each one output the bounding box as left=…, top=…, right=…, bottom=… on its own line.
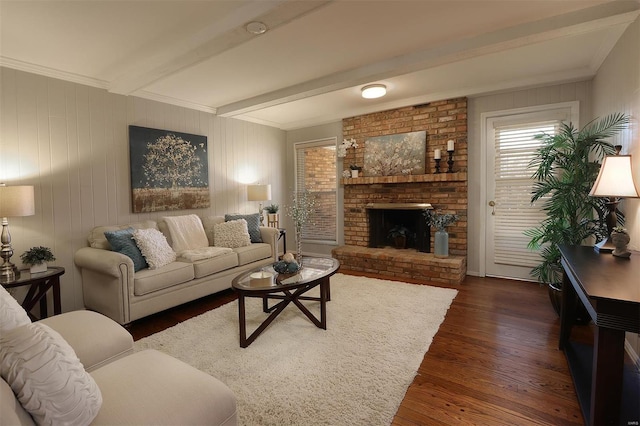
left=294, top=139, right=337, bottom=243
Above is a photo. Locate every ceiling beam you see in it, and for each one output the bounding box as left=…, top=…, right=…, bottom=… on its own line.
left=217, top=1, right=639, bottom=118
left=109, top=0, right=332, bottom=95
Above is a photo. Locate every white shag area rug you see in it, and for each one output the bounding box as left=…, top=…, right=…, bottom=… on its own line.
left=135, top=273, right=457, bottom=426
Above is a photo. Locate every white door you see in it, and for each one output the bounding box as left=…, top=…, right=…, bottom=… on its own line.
left=483, top=103, right=578, bottom=280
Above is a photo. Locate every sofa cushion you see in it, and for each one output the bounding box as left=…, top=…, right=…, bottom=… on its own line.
left=201, top=215, right=224, bottom=246
left=192, top=251, right=239, bottom=279
left=234, top=242, right=272, bottom=266
left=90, top=349, right=237, bottom=426
left=214, top=219, right=251, bottom=248
left=133, top=228, right=177, bottom=269
left=88, top=220, right=158, bottom=250
left=0, top=286, right=30, bottom=334
left=225, top=213, right=262, bottom=243
left=134, top=262, right=195, bottom=296
left=104, top=227, right=148, bottom=272
left=163, top=214, right=209, bottom=252
left=0, top=323, right=102, bottom=426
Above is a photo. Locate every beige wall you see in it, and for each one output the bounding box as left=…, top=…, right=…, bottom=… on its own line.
left=591, top=16, right=640, bottom=364
left=1, top=67, right=285, bottom=313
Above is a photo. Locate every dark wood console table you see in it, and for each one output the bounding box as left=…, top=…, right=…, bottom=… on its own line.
left=559, top=245, right=640, bottom=426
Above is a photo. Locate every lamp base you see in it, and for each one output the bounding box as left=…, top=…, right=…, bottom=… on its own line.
left=594, top=238, right=614, bottom=254
left=0, top=262, right=18, bottom=283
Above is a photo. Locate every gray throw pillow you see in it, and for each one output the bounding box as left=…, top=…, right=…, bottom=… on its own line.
left=104, top=227, right=148, bottom=271
left=225, top=213, right=262, bottom=243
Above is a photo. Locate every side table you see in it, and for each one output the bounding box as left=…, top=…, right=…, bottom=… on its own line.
left=1, top=266, right=65, bottom=320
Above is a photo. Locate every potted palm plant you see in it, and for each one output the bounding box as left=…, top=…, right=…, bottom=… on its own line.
left=525, top=113, right=629, bottom=317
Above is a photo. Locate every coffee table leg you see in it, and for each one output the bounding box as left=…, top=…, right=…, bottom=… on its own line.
left=238, top=293, right=248, bottom=348
left=320, top=281, right=327, bottom=329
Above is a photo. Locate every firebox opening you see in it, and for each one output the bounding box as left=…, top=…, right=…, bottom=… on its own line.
left=366, top=203, right=432, bottom=252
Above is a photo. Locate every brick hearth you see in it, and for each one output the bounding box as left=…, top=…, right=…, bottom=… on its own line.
left=333, top=246, right=466, bottom=285
left=332, top=98, right=468, bottom=285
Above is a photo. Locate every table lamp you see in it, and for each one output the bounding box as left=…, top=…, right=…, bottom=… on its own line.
left=0, top=184, right=35, bottom=281
left=247, top=184, right=272, bottom=226
left=589, top=150, right=639, bottom=253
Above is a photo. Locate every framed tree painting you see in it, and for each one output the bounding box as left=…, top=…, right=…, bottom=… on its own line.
left=129, top=126, right=209, bottom=213
left=364, top=131, right=426, bottom=176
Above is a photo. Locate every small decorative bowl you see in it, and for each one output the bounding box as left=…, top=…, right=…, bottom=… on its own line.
left=273, top=260, right=301, bottom=274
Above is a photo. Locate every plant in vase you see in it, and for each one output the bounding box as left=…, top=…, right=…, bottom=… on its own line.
left=349, top=165, right=362, bottom=178
left=387, top=225, right=411, bottom=249
left=265, top=203, right=279, bottom=227
left=20, top=246, right=55, bottom=274
left=286, top=190, right=316, bottom=263
left=423, top=210, right=458, bottom=258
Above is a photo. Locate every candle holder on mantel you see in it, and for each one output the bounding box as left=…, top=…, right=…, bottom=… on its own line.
left=434, top=158, right=442, bottom=174
left=447, top=150, right=455, bottom=173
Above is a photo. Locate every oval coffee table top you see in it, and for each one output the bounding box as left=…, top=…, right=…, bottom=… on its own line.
left=232, top=256, right=339, bottom=292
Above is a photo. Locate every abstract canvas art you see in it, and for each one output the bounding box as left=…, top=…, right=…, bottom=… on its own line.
left=364, top=131, right=426, bottom=176
left=129, top=126, right=209, bottom=213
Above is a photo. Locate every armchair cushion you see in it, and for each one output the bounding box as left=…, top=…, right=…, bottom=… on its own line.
left=0, top=323, right=102, bottom=425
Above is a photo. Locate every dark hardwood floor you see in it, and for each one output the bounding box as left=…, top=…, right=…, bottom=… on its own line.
left=127, top=271, right=592, bottom=425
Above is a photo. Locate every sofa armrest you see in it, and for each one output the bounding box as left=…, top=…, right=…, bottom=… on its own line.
left=75, top=246, right=132, bottom=278
left=259, top=226, right=279, bottom=261
left=39, top=310, right=134, bottom=372
left=74, top=247, right=134, bottom=325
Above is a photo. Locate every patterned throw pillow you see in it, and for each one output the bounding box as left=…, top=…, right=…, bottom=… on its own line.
left=0, top=323, right=103, bottom=425
left=0, top=286, right=31, bottom=334
left=104, top=227, right=148, bottom=272
left=132, top=228, right=177, bottom=269
left=225, top=213, right=262, bottom=243
left=214, top=219, right=252, bottom=248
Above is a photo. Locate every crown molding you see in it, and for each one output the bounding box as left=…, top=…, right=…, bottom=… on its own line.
left=0, top=57, right=109, bottom=89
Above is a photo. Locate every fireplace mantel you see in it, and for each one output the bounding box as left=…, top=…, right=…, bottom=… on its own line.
left=342, top=172, right=466, bottom=185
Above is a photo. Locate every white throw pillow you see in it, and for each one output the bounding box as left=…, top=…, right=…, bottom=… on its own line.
left=0, top=286, right=31, bottom=334
left=132, top=228, right=177, bottom=269
left=0, top=323, right=102, bottom=426
left=214, top=219, right=252, bottom=248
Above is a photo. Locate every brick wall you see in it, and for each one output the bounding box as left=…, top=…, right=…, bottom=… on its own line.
left=341, top=98, right=468, bottom=256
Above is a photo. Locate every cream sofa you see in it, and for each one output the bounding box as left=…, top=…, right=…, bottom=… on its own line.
left=1, top=310, right=237, bottom=425
left=75, top=215, right=278, bottom=325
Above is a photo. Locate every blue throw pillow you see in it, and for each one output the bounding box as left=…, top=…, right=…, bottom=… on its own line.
left=224, top=213, right=262, bottom=243
left=104, top=227, right=148, bottom=272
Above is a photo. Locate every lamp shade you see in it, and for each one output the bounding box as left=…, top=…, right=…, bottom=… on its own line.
left=0, top=185, right=35, bottom=217
left=247, top=184, right=272, bottom=201
left=589, top=155, right=639, bottom=198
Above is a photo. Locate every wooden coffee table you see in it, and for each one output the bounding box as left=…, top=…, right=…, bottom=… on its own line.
left=231, top=257, right=339, bottom=348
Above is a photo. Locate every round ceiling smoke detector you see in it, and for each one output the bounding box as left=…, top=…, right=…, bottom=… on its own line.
left=246, top=21, right=268, bottom=35
left=361, top=84, right=387, bottom=99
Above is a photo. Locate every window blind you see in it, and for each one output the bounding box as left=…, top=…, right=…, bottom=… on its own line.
left=294, top=142, right=337, bottom=242
left=493, top=121, right=559, bottom=267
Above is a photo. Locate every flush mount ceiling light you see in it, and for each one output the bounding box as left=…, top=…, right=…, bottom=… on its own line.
left=245, top=21, right=268, bottom=35
left=361, top=84, right=387, bottom=99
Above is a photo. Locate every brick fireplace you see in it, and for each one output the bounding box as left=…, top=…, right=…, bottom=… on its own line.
left=332, top=98, right=468, bottom=285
